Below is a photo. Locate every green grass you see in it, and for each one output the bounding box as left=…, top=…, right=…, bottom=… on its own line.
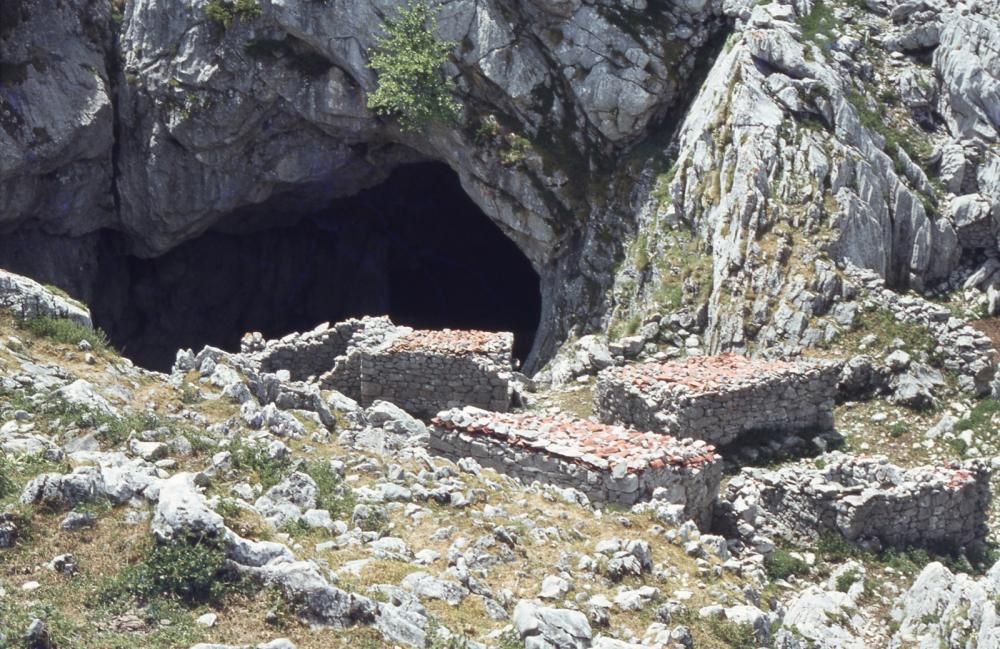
left=954, top=400, right=1000, bottom=434
left=800, top=0, right=836, bottom=43
left=835, top=568, right=861, bottom=593
left=97, top=538, right=235, bottom=607
left=20, top=316, right=111, bottom=353
left=229, top=440, right=291, bottom=490
left=303, top=460, right=356, bottom=521
left=705, top=616, right=758, bottom=649
left=650, top=163, right=679, bottom=208
left=205, top=0, right=261, bottom=28
left=888, top=421, right=908, bottom=438
left=0, top=450, right=17, bottom=498
left=844, top=307, right=940, bottom=362
left=765, top=549, right=810, bottom=581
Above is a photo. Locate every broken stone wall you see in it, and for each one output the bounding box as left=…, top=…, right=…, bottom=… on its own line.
left=719, top=453, right=991, bottom=553
left=241, top=316, right=404, bottom=390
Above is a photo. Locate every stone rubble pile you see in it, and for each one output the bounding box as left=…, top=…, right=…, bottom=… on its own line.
left=846, top=267, right=996, bottom=395
left=717, top=452, right=991, bottom=554
left=594, top=354, right=840, bottom=446
left=430, top=407, right=722, bottom=526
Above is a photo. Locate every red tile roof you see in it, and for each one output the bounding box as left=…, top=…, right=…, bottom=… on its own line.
left=387, top=329, right=510, bottom=356
left=607, top=353, right=803, bottom=394
left=432, top=409, right=718, bottom=474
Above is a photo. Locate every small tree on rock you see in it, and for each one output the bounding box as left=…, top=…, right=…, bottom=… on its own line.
left=367, top=1, right=460, bottom=131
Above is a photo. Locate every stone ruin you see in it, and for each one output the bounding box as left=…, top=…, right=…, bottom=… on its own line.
left=594, top=354, right=840, bottom=447
left=430, top=406, right=722, bottom=527
left=717, top=453, right=992, bottom=554
left=240, top=316, right=514, bottom=417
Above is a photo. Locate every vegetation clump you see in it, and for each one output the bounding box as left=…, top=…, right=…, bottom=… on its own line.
left=304, top=459, right=356, bottom=520
left=205, top=0, right=262, bottom=28
left=367, top=1, right=459, bottom=131
left=99, top=538, right=234, bottom=606
left=765, top=548, right=810, bottom=581
left=20, top=315, right=111, bottom=353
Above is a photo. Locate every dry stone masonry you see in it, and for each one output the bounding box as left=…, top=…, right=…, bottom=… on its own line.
left=239, top=316, right=514, bottom=416
left=719, top=453, right=991, bottom=554
left=430, top=407, right=722, bottom=526
left=362, top=330, right=513, bottom=417
left=240, top=316, right=401, bottom=387
left=594, top=354, right=840, bottom=447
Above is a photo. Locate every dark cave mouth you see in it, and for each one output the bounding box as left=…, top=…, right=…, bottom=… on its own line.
left=95, top=162, right=542, bottom=373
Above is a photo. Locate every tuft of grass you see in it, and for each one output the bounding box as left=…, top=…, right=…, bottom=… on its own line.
left=765, top=549, right=810, bottom=581
left=205, top=0, right=261, bottom=28
left=954, top=400, right=1000, bottom=433
left=229, top=440, right=290, bottom=490
left=818, top=533, right=860, bottom=563
left=303, top=460, right=356, bottom=521
left=888, top=421, right=908, bottom=438
left=800, top=0, right=836, bottom=43
left=499, top=133, right=533, bottom=166
left=20, top=316, right=111, bottom=353
left=704, top=616, right=758, bottom=649
left=835, top=568, right=861, bottom=593
left=0, top=450, right=17, bottom=498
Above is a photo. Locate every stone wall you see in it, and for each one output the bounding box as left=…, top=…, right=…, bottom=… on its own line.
left=594, top=354, right=840, bottom=447
left=362, top=330, right=514, bottom=417
left=239, top=318, right=514, bottom=416
left=429, top=407, right=722, bottom=527
left=718, top=453, right=991, bottom=553
left=241, top=317, right=405, bottom=386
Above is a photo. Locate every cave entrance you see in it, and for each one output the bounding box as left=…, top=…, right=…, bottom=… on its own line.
left=99, top=162, right=542, bottom=372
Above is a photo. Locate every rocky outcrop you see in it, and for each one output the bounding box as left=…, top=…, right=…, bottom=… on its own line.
left=0, top=0, right=740, bottom=370
left=889, top=559, right=1000, bottom=648
left=1, top=0, right=998, bottom=374
left=0, top=0, right=116, bottom=236
left=0, top=269, right=92, bottom=327
left=609, top=0, right=1000, bottom=358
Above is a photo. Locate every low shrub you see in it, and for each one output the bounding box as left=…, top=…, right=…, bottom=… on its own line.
left=21, top=316, right=111, bottom=353
left=765, top=549, right=810, bottom=581
left=99, top=538, right=232, bottom=606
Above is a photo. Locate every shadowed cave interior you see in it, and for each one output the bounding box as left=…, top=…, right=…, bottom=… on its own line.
left=95, top=162, right=542, bottom=372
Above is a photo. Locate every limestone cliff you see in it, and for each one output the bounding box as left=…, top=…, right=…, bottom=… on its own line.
left=0, top=0, right=997, bottom=371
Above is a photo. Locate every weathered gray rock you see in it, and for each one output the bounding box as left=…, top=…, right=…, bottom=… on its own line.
left=889, top=560, right=1000, bottom=649
left=152, top=473, right=225, bottom=542
left=0, top=270, right=92, bottom=327
left=513, top=600, right=593, bottom=649
left=0, top=0, right=115, bottom=236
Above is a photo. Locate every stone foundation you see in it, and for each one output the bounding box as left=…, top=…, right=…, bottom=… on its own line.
left=594, top=354, right=840, bottom=447
left=430, top=407, right=722, bottom=527
left=240, top=317, right=514, bottom=416
left=719, top=453, right=991, bottom=553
